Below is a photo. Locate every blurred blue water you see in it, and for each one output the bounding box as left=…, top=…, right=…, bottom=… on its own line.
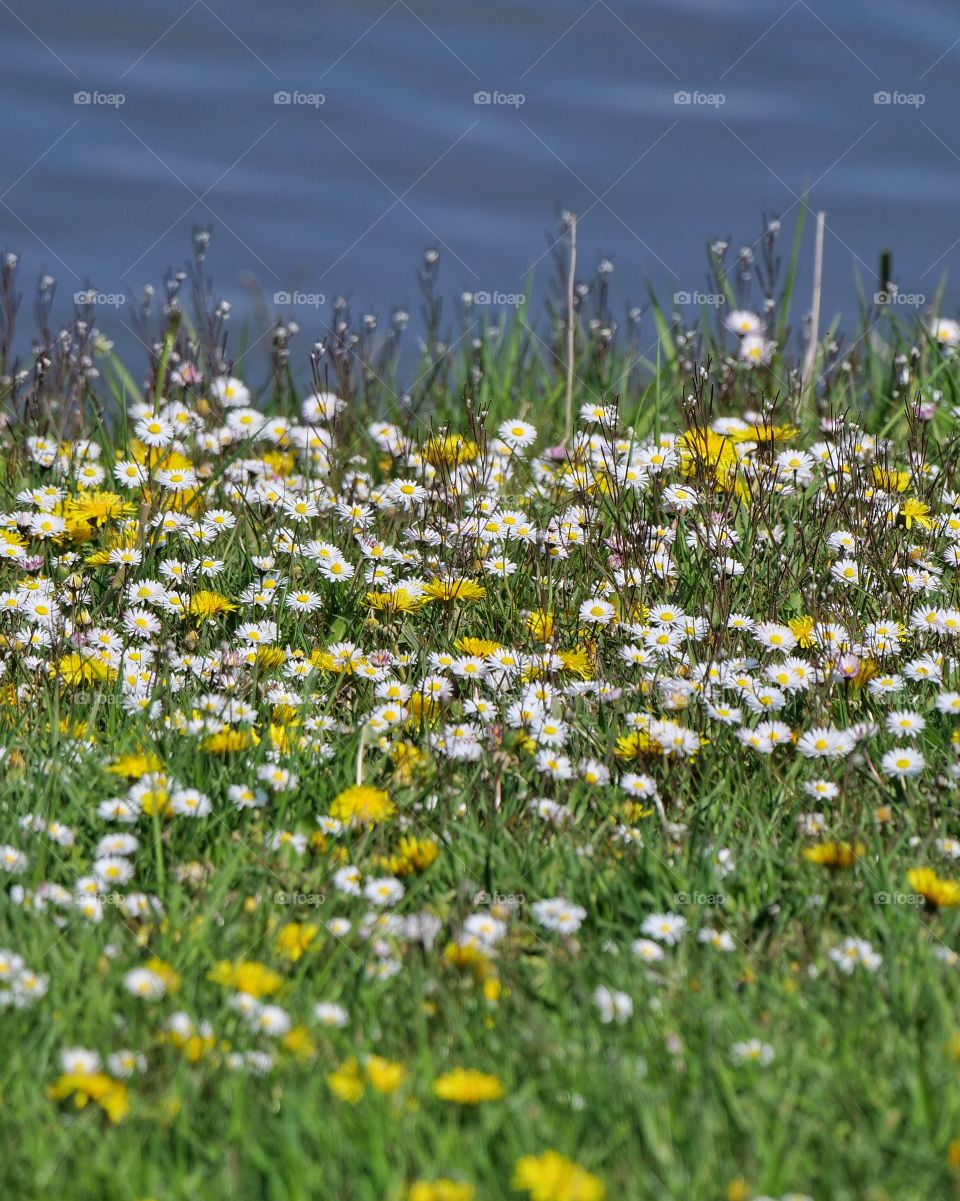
left=0, top=0, right=958, bottom=367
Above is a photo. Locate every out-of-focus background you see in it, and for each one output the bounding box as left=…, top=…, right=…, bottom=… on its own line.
left=0, top=0, right=957, bottom=356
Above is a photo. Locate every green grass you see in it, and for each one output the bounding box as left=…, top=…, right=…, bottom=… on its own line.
left=1, top=231, right=960, bottom=1201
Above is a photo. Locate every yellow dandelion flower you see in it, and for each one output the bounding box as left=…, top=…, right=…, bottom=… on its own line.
left=526, top=609, right=554, bottom=642
left=52, top=652, right=117, bottom=688
left=0, top=529, right=26, bottom=551
left=441, top=942, right=493, bottom=979
left=208, top=960, right=284, bottom=997
left=163, top=1027, right=215, bottom=1063
left=84, top=527, right=140, bottom=565
left=896, top=497, right=934, bottom=529
left=390, top=741, right=424, bottom=782
left=365, top=1055, right=405, bottom=1094
left=330, top=784, right=396, bottom=826
left=558, top=647, right=593, bottom=679
left=512, top=1151, right=605, bottom=1201
left=49, top=1073, right=129, bottom=1124
left=275, top=922, right=319, bottom=962
left=137, top=778, right=173, bottom=818
left=281, top=1025, right=316, bottom=1061
left=107, top=752, right=162, bottom=779
left=261, top=450, right=296, bottom=476
left=144, top=957, right=181, bottom=991
left=408, top=693, right=441, bottom=724
left=270, top=722, right=306, bottom=755
left=202, top=729, right=259, bottom=754
left=432, top=1068, right=504, bottom=1104
left=376, top=836, right=440, bottom=877
left=802, top=842, right=865, bottom=869
left=64, top=491, right=135, bottom=527
left=787, top=615, right=815, bottom=648
left=424, top=578, right=486, bottom=603
left=614, top=730, right=662, bottom=759
left=872, top=466, right=910, bottom=493
left=188, top=590, right=237, bottom=623
left=408, top=1181, right=475, bottom=1201
left=255, top=646, right=287, bottom=671
left=907, top=867, right=960, bottom=910
left=678, top=427, right=740, bottom=488
left=454, top=637, right=502, bottom=656
left=729, top=422, right=798, bottom=443
left=366, top=588, right=430, bottom=614
left=309, top=649, right=341, bottom=672
left=328, top=1058, right=364, bottom=1103
left=422, top=434, right=479, bottom=467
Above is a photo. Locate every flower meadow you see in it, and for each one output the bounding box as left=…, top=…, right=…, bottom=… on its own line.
left=4, top=233, right=960, bottom=1200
